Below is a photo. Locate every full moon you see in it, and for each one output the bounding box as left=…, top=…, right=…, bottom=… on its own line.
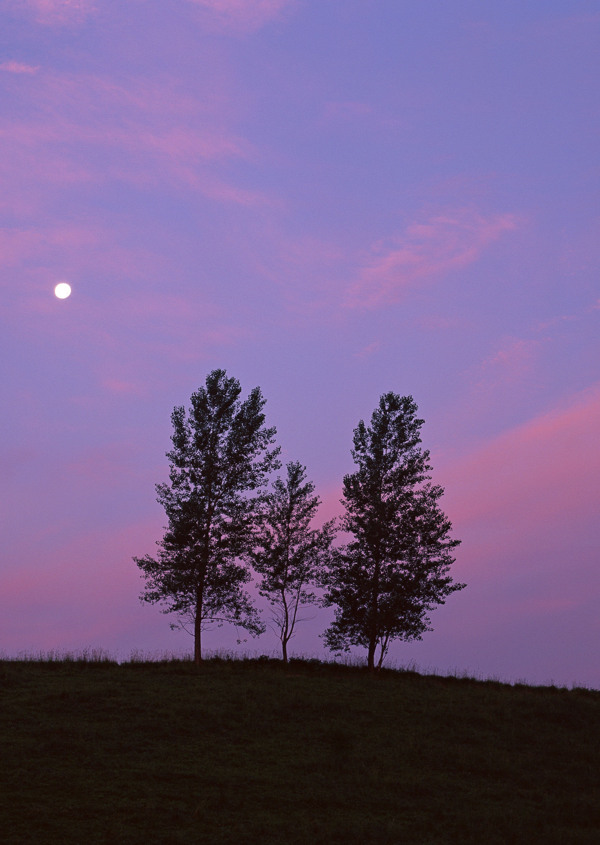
left=54, top=282, right=72, bottom=299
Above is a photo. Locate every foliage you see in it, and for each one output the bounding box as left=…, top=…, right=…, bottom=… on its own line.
left=1, top=658, right=599, bottom=844
left=133, top=369, right=280, bottom=663
left=322, top=392, right=465, bottom=669
left=248, top=461, right=336, bottom=661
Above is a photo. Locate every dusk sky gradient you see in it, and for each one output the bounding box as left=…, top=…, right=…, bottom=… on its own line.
left=1, top=0, right=599, bottom=687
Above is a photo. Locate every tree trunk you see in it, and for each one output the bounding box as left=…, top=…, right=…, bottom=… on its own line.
left=281, top=585, right=290, bottom=664
left=194, top=579, right=204, bottom=666
left=367, top=637, right=377, bottom=672
left=195, top=526, right=210, bottom=667
left=367, top=558, right=380, bottom=672
left=194, top=613, right=202, bottom=666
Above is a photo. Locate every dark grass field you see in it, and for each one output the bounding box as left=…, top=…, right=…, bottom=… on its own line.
left=0, top=655, right=598, bottom=844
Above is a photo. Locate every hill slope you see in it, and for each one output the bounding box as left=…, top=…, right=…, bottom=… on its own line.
left=0, top=657, right=598, bottom=844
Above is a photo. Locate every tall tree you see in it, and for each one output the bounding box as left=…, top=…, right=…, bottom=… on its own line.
left=133, top=369, right=280, bottom=664
left=321, top=393, right=464, bottom=671
left=247, top=462, right=336, bottom=663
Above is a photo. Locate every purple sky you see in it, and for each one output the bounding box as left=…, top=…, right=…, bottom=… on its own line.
left=1, top=0, right=598, bottom=687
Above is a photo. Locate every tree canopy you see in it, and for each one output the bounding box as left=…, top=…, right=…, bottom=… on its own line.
left=321, top=392, right=464, bottom=670
left=248, top=461, right=336, bottom=662
left=133, top=369, right=280, bottom=664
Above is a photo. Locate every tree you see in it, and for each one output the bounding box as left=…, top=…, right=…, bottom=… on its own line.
left=133, top=369, right=280, bottom=665
left=247, top=462, right=335, bottom=662
left=321, top=393, right=464, bottom=671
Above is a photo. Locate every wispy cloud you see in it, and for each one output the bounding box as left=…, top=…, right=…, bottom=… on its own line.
left=445, top=383, right=600, bottom=537
left=0, top=222, right=159, bottom=280
left=187, top=0, right=292, bottom=33
left=354, top=340, right=381, bottom=359
left=0, top=70, right=266, bottom=206
left=477, top=336, right=541, bottom=387
left=100, top=378, right=144, bottom=397
left=0, top=66, right=271, bottom=206
left=428, top=383, right=600, bottom=682
left=0, top=60, right=39, bottom=74
left=345, top=209, right=519, bottom=309
left=7, top=0, right=96, bottom=25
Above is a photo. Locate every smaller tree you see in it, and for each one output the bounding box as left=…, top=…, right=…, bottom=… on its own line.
left=248, top=461, right=336, bottom=662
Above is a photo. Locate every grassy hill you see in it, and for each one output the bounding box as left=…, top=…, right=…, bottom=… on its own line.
left=0, top=655, right=598, bottom=844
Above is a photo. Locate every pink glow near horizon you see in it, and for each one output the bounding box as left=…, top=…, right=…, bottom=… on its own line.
left=1, top=1, right=598, bottom=687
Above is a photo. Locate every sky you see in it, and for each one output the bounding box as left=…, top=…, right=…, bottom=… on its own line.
left=1, top=0, right=598, bottom=687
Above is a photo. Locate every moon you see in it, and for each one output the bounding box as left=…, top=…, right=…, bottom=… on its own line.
left=54, top=282, right=72, bottom=299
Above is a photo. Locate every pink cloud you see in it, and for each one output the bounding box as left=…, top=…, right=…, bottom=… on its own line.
left=140, top=127, right=248, bottom=162
left=8, top=0, right=96, bottom=25
left=476, top=336, right=541, bottom=387
left=0, top=60, right=39, bottom=74
left=354, top=340, right=382, bottom=359
left=0, top=222, right=124, bottom=277
left=67, top=442, right=144, bottom=485
left=442, top=384, right=600, bottom=553
left=0, top=128, right=96, bottom=191
left=171, top=169, right=273, bottom=206
left=101, top=378, right=144, bottom=397
left=0, top=519, right=168, bottom=655
left=400, top=386, right=600, bottom=684
left=0, top=228, right=43, bottom=268
left=0, top=71, right=264, bottom=206
left=187, top=0, right=292, bottom=33
left=2, top=112, right=247, bottom=167
left=345, top=209, right=519, bottom=309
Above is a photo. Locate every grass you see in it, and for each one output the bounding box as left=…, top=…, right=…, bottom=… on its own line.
left=0, top=655, right=598, bottom=844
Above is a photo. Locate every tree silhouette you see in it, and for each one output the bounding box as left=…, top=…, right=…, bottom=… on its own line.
left=248, top=461, right=336, bottom=662
left=133, top=370, right=280, bottom=664
left=321, top=392, right=464, bottom=670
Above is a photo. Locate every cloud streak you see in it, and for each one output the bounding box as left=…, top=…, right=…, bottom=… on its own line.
left=346, top=209, right=519, bottom=309
left=444, top=384, right=600, bottom=553
left=0, top=69, right=270, bottom=209
left=7, top=0, right=96, bottom=26
left=187, top=0, right=291, bottom=33
left=0, top=60, right=39, bottom=74
left=399, top=386, right=600, bottom=685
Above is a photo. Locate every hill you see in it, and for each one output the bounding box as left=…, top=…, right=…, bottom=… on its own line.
left=0, top=656, right=598, bottom=843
